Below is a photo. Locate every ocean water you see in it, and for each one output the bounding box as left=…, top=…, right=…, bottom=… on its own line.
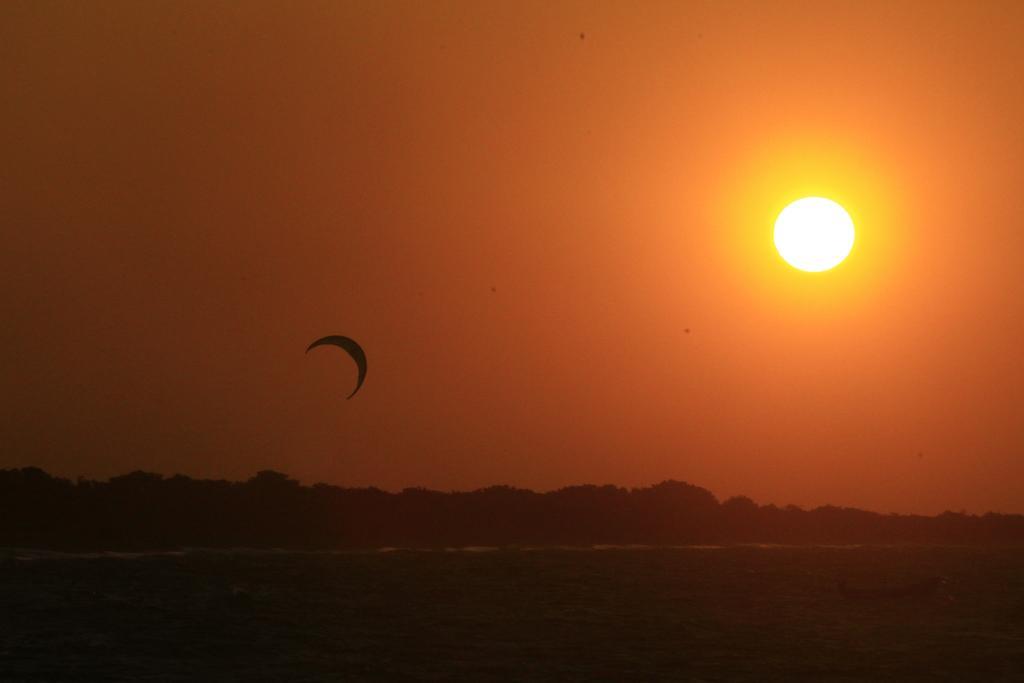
left=1, top=546, right=1022, bottom=681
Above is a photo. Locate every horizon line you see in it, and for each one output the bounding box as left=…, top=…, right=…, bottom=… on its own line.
left=4, top=465, right=1019, bottom=519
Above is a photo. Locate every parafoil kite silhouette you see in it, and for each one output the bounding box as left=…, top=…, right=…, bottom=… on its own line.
left=306, top=335, right=367, bottom=399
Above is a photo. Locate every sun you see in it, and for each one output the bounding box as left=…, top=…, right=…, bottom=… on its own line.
left=773, top=197, right=855, bottom=272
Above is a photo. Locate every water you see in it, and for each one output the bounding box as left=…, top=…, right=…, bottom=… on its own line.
left=2, top=546, right=1022, bottom=680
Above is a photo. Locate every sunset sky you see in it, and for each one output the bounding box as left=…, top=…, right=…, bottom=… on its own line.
left=4, top=1, right=1024, bottom=515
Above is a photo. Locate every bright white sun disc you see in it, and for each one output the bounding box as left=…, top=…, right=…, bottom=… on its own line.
left=773, top=197, right=854, bottom=272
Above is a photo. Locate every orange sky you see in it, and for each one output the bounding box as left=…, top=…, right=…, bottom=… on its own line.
left=3, top=1, right=1024, bottom=514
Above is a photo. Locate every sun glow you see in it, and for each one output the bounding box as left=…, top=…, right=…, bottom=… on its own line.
left=774, top=197, right=855, bottom=272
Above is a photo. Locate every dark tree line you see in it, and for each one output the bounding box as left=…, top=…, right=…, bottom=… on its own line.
left=1, top=467, right=1022, bottom=551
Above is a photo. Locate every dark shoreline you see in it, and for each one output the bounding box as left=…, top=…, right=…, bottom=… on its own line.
left=7, top=542, right=1024, bottom=560
left=4, top=467, right=1024, bottom=551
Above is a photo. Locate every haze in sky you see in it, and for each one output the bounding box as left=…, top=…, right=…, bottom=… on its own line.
left=3, top=1, right=1024, bottom=514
